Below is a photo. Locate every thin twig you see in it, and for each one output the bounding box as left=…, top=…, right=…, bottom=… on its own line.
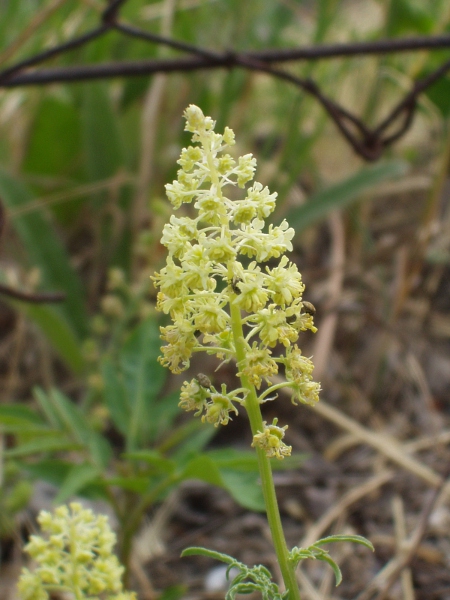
left=1, top=0, right=450, bottom=160
left=0, top=283, right=66, bottom=304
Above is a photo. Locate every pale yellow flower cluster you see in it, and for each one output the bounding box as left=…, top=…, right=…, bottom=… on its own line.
left=252, top=418, right=292, bottom=460
left=18, top=503, right=136, bottom=600
left=153, top=105, right=320, bottom=444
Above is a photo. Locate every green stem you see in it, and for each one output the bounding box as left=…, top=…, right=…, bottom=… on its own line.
left=229, top=294, right=301, bottom=600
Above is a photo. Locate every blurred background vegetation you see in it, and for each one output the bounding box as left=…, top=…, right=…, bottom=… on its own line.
left=1, top=1, right=450, bottom=599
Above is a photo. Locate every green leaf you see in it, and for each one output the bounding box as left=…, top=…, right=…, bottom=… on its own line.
left=314, top=534, right=374, bottom=552
left=5, top=436, right=82, bottom=457
left=82, top=82, right=125, bottom=182
left=122, top=450, right=176, bottom=475
left=120, top=318, right=167, bottom=449
left=21, top=459, right=73, bottom=486
left=105, top=476, right=150, bottom=493
left=219, top=469, right=264, bottom=512
left=205, top=448, right=260, bottom=472
left=0, top=405, right=44, bottom=425
left=46, top=388, right=89, bottom=445
left=316, top=554, right=342, bottom=586
left=148, top=391, right=183, bottom=444
left=169, top=422, right=216, bottom=460
left=54, top=462, right=101, bottom=504
left=49, top=388, right=112, bottom=469
left=178, top=455, right=265, bottom=511
left=0, top=169, right=88, bottom=341
left=21, top=304, right=84, bottom=374
left=81, top=82, right=133, bottom=270
left=23, top=96, right=81, bottom=178
left=101, top=357, right=130, bottom=436
left=181, top=547, right=236, bottom=565
left=22, top=459, right=108, bottom=501
left=207, top=448, right=308, bottom=472
left=283, top=160, right=409, bottom=234
left=180, top=455, right=224, bottom=487
left=157, top=585, right=187, bottom=600
left=34, top=387, right=112, bottom=469
left=386, top=0, right=434, bottom=36
left=34, top=387, right=66, bottom=430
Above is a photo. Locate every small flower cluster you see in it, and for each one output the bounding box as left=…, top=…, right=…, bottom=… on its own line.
left=252, top=418, right=292, bottom=460
left=179, top=375, right=247, bottom=427
left=153, top=105, right=321, bottom=455
left=18, top=503, right=136, bottom=600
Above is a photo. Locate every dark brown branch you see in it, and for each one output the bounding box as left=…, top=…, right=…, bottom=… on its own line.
left=373, top=55, right=450, bottom=137
left=0, top=283, right=66, bottom=304
left=2, top=0, right=450, bottom=161
left=249, top=33, right=450, bottom=62
left=0, top=26, right=109, bottom=84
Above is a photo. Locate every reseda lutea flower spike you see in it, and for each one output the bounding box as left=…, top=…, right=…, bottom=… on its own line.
left=18, top=503, right=136, bottom=600
left=153, top=104, right=321, bottom=444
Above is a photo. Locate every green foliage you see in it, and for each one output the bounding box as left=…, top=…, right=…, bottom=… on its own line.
left=183, top=534, right=374, bottom=597
left=1, top=1, right=449, bottom=597
left=0, top=462, right=32, bottom=539
left=181, top=547, right=289, bottom=600
left=283, top=160, right=409, bottom=233
left=289, top=535, right=375, bottom=587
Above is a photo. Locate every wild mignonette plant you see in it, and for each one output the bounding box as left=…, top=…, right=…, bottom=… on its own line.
left=153, top=105, right=373, bottom=599
left=18, top=503, right=136, bottom=600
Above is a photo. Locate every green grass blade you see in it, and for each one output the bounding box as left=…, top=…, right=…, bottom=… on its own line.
left=0, top=169, right=88, bottom=340
left=5, top=436, right=82, bottom=457
left=120, top=318, right=167, bottom=450
left=283, top=160, right=409, bottom=233
left=54, top=462, right=101, bottom=504
left=101, top=357, right=130, bottom=436
left=22, top=304, right=84, bottom=374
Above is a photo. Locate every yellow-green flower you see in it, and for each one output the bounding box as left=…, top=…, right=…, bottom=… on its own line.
left=252, top=419, right=292, bottom=460
left=153, top=105, right=320, bottom=449
left=18, top=503, right=136, bottom=600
